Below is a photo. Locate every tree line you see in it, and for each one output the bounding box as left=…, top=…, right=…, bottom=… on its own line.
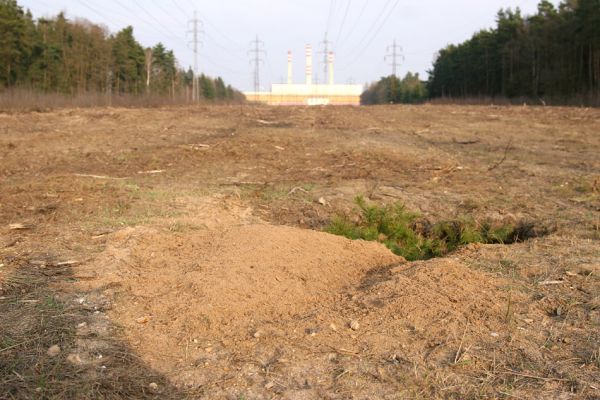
left=0, top=0, right=243, bottom=101
left=427, top=0, right=600, bottom=105
left=361, top=72, right=428, bottom=105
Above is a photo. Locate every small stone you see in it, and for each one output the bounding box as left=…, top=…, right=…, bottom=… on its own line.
left=317, top=197, right=328, bottom=206
left=47, top=345, right=61, bottom=357
left=329, top=323, right=338, bottom=332
left=253, top=330, right=261, bottom=339
left=555, top=307, right=563, bottom=317
left=265, top=381, right=275, bottom=390
left=349, top=320, right=360, bottom=331
left=305, top=327, right=319, bottom=335
left=149, top=382, right=158, bottom=391
left=67, top=353, right=83, bottom=365
left=490, top=332, right=499, bottom=338
left=136, top=316, right=149, bottom=324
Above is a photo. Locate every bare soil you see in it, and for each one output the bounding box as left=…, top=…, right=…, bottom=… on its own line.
left=1, top=104, right=599, bottom=399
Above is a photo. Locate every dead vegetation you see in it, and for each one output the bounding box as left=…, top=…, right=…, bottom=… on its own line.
left=0, top=259, right=190, bottom=399
left=1, top=104, right=599, bottom=399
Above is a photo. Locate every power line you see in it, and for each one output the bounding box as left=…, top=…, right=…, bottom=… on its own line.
left=75, top=0, right=133, bottom=29
left=105, top=0, right=184, bottom=41
left=348, top=0, right=394, bottom=54
left=187, top=10, right=203, bottom=102
left=170, top=0, right=188, bottom=16
left=326, top=0, right=336, bottom=33
left=334, top=0, right=352, bottom=47
left=248, top=35, right=266, bottom=92
left=336, top=0, right=368, bottom=49
left=199, top=54, right=243, bottom=75
left=339, top=0, right=402, bottom=70
left=128, top=0, right=186, bottom=40
left=385, top=39, right=404, bottom=77
left=203, top=32, right=245, bottom=61
left=76, top=0, right=189, bottom=47
left=319, top=33, right=332, bottom=85
left=150, top=0, right=188, bottom=29
left=168, top=0, right=246, bottom=56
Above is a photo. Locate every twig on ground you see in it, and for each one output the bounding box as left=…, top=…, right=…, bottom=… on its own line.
left=288, top=187, right=308, bottom=195
left=538, top=280, right=564, bottom=286
left=74, top=174, right=128, bottom=180
left=454, top=323, right=469, bottom=364
left=488, top=138, right=513, bottom=171
left=453, top=138, right=480, bottom=145
left=503, top=368, right=569, bottom=382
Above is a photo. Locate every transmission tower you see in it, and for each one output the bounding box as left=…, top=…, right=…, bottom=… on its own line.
left=384, top=39, right=404, bottom=77
left=319, top=32, right=332, bottom=84
left=248, top=35, right=266, bottom=93
left=187, top=11, right=204, bottom=102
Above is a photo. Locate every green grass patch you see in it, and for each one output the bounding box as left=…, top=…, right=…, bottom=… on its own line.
left=326, top=196, right=544, bottom=261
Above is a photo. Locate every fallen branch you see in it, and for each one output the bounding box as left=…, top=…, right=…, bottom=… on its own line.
left=488, top=138, right=513, bottom=171
left=74, top=174, right=128, bottom=180
left=219, top=181, right=266, bottom=186
left=454, top=323, right=469, bottom=364
left=288, top=187, right=309, bottom=195
left=53, top=260, right=80, bottom=267
left=9, top=223, right=33, bottom=231
left=503, top=368, right=569, bottom=382
left=538, top=280, right=564, bottom=286
left=453, top=138, right=480, bottom=145
left=256, top=119, right=277, bottom=125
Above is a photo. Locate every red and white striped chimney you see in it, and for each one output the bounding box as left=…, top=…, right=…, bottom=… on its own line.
left=287, top=51, right=293, bottom=84
left=305, top=45, right=313, bottom=85
left=328, top=51, right=335, bottom=85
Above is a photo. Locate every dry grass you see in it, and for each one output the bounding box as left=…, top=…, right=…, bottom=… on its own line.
left=0, top=89, right=243, bottom=112
left=0, top=260, right=194, bottom=399
left=0, top=104, right=598, bottom=399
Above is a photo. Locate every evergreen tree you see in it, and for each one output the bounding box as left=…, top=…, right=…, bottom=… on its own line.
left=199, top=73, right=215, bottom=99
left=361, top=73, right=428, bottom=105
left=214, top=77, right=226, bottom=100
left=428, top=0, right=600, bottom=104
left=0, top=0, right=245, bottom=102
left=111, top=26, right=145, bottom=94
left=0, top=0, right=29, bottom=86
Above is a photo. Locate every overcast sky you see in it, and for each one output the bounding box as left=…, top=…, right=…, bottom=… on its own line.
left=18, top=0, right=551, bottom=91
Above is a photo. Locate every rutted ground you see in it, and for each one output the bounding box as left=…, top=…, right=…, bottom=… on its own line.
left=1, top=105, right=599, bottom=399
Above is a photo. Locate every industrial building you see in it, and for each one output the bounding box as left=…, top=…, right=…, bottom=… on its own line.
left=245, top=46, right=363, bottom=106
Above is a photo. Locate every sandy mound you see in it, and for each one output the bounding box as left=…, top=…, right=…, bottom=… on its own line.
left=79, top=223, right=537, bottom=395
left=81, top=224, right=402, bottom=373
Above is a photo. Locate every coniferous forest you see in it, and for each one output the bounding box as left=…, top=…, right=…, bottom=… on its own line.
left=0, top=0, right=242, bottom=102
left=427, top=0, right=600, bottom=105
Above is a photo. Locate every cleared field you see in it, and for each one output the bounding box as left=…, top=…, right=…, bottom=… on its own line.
left=1, top=105, right=599, bottom=399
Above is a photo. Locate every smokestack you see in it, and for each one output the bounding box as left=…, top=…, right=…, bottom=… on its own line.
left=305, top=45, right=313, bottom=85
left=328, top=51, right=334, bottom=85
left=287, top=51, right=293, bottom=84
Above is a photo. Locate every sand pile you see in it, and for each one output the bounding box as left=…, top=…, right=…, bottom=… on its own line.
left=78, top=223, right=534, bottom=393
left=80, top=224, right=402, bottom=368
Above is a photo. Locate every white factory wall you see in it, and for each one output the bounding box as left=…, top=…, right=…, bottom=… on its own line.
left=270, top=84, right=363, bottom=96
